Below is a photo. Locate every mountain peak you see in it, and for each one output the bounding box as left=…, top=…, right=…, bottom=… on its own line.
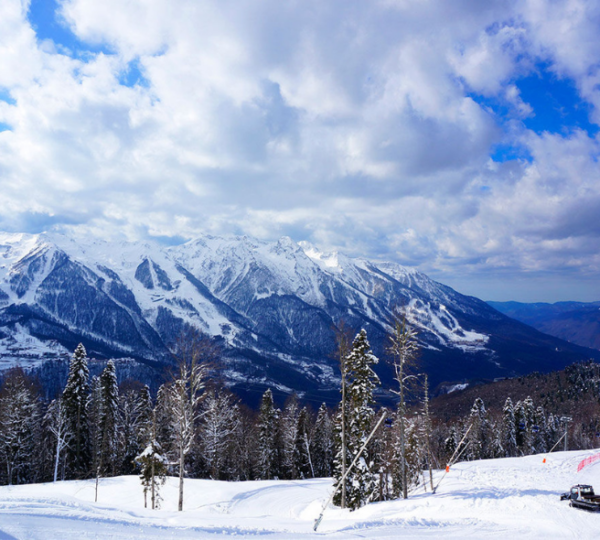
left=0, top=230, right=596, bottom=401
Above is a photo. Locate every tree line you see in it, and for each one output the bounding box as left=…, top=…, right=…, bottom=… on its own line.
left=0, top=321, right=597, bottom=512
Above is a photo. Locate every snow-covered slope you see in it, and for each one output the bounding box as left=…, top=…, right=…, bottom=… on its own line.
left=1, top=449, right=599, bottom=538
left=0, top=231, right=596, bottom=399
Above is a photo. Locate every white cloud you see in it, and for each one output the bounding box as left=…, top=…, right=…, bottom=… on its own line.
left=0, top=0, right=598, bottom=300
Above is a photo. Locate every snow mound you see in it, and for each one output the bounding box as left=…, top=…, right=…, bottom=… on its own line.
left=1, top=449, right=600, bottom=539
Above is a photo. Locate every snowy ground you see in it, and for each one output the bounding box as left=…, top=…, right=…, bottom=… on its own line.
left=1, top=449, right=600, bottom=539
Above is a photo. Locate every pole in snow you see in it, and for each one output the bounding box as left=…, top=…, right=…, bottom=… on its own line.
left=313, top=411, right=388, bottom=532
left=432, top=423, right=473, bottom=495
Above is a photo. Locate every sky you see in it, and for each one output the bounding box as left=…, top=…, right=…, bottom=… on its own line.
left=1, top=0, right=600, bottom=302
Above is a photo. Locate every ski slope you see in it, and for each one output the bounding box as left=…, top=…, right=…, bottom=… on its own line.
left=1, top=449, right=599, bottom=539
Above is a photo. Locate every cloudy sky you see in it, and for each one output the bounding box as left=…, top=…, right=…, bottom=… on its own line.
left=1, top=0, right=599, bottom=302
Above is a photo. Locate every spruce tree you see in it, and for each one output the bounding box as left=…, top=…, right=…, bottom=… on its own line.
left=0, top=368, right=41, bottom=485
left=468, top=397, right=490, bottom=460
left=136, top=385, right=154, bottom=451
left=522, top=397, right=536, bottom=455
left=154, top=384, right=174, bottom=452
left=334, top=329, right=380, bottom=510
left=135, top=412, right=167, bottom=510
left=312, top=403, right=333, bottom=478
left=97, top=360, right=119, bottom=477
left=62, top=343, right=91, bottom=478
left=501, top=397, right=517, bottom=457
left=514, top=400, right=527, bottom=454
left=444, top=425, right=458, bottom=463
left=533, top=406, right=548, bottom=454
left=256, top=389, right=278, bottom=480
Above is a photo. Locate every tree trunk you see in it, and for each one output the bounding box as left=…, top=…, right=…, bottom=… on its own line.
left=178, top=447, right=185, bottom=511
left=53, top=439, right=61, bottom=483
left=151, top=456, right=155, bottom=510
left=341, top=362, right=347, bottom=508
left=305, top=434, right=315, bottom=478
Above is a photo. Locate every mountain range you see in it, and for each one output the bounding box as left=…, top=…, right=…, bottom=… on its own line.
left=487, top=301, right=600, bottom=351
left=0, top=232, right=597, bottom=404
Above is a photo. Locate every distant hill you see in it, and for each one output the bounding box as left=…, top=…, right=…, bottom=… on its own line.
left=488, top=301, right=600, bottom=351
left=429, top=360, right=600, bottom=434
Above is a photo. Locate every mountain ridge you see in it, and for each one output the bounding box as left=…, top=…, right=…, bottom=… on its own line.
left=0, top=231, right=597, bottom=403
left=488, top=300, right=600, bottom=351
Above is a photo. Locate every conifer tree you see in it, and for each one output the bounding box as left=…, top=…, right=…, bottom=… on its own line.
left=334, top=329, right=380, bottom=510
left=0, top=368, right=41, bottom=485
left=468, top=397, right=490, bottom=460
left=136, top=385, right=154, bottom=451
left=444, top=425, right=459, bottom=463
left=62, top=343, right=91, bottom=478
left=135, top=412, right=167, bottom=510
left=523, top=397, right=536, bottom=455
left=97, top=360, right=119, bottom=477
left=533, top=406, right=548, bottom=454
left=226, top=403, right=255, bottom=481
left=514, top=400, right=527, bottom=454
left=312, top=403, right=333, bottom=478
left=501, top=397, right=517, bottom=457
left=154, top=383, right=174, bottom=452
left=256, top=388, right=278, bottom=479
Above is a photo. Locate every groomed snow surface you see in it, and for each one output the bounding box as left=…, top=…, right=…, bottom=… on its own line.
left=1, top=449, right=600, bottom=539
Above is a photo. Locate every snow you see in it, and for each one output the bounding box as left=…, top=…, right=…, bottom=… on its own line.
left=405, top=298, right=489, bottom=352
left=446, top=383, right=469, bottom=393
left=1, top=449, right=600, bottom=539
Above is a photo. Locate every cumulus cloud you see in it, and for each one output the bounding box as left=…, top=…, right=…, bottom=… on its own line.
left=0, top=0, right=599, bottom=301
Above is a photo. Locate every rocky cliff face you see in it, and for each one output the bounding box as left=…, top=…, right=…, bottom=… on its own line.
left=0, top=232, right=596, bottom=403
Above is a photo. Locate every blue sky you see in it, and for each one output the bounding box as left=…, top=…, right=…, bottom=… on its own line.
left=1, top=0, right=600, bottom=302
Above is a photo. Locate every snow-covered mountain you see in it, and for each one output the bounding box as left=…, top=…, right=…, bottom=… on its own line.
left=0, top=232, right=596, bottom=401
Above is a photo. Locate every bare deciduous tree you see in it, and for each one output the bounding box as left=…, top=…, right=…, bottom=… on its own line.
left=170, top=328, right=216, bottom=511
left=387, top=312, right=419, bottom=499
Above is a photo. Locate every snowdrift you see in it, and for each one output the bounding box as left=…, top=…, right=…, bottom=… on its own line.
left=1, top=449, right=600, bottom=539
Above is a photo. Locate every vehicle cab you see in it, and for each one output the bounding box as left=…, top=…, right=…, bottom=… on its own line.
left=571, top=485, right=595, bottom=500
left=561, top=484, right=595, bottom=501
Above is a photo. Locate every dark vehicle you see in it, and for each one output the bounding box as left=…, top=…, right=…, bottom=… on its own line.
left=560, top=485, right=600, bottom=511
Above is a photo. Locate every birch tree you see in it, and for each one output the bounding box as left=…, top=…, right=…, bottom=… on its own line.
left=387, top=313, right=419, bottom=499
left=45, top=398, right=71, bottom=483
left=170, top=329, right=212, bottom=511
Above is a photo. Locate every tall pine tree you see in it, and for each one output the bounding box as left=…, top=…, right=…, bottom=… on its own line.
left=62, top=343, right=91, bottom=478
left=97, top=360, right=120, bottom=477
left=500, top=397, right=517, bottom=457
left=334, top=329, right=380, bottom=510
left=0, top=368, right=41, bottom=485
left=256, top=389, right=279, bottom=480
left=312, top=403, right=333, bottom=478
